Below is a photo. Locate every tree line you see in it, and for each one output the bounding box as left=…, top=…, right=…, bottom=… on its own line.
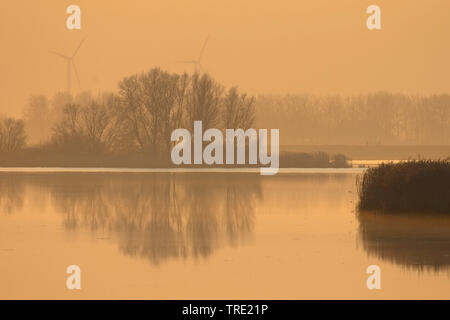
left=2, top=72, right=450, bottom=158
left=255, top=92, right=450, bottom=145
left=8, top=68, right=255, bottom=159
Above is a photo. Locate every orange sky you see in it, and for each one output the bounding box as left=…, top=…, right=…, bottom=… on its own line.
left=1, top=0, right=450, bottom=116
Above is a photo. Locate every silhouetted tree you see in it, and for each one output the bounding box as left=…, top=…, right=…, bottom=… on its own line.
left=0, top=118, right=27, bottom=153
left=223, top=87, right=255, bottom=129
left=139, top=69, right=188, bottom=154
left=16, top=69, right=258, bottom=161
left=186, top=73, right=223, bottom=129
left=118, top=74, right=151, bottom=152
left=51, top=93, right=121, bottom=153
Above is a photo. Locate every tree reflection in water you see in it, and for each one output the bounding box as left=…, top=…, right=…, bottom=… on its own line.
left=42, top=173, right=262, bottom=265
left=0, top=174, right=25, bottom=215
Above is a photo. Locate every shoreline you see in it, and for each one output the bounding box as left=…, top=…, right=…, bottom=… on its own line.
left=0, top=167, right=366, bottom=174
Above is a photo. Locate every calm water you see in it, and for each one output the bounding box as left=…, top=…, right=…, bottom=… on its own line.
left=0, top=170, right=449, bottom=299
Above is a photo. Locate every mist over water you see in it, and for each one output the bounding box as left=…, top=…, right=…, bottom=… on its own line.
left=0, top=171, right=449, bottom=299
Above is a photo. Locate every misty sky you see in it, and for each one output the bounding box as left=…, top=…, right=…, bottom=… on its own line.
left=1, top=0, right=450, bottom=116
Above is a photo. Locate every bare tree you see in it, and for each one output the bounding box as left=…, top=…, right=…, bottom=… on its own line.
left=223, top=87, right=255, bottom=129
left=186, top=73, right=223, bottom=129
left=139, top=69, right=187, bottom=154
left=52, top=103, right=84, bottom=151
left=81, top=101, right=113, bottom=151
left=118, top=74, right=152, bottom=152
left=0, top=118, right=27, bottom=153
left=118, top=68, right=190, bottom=155
left=51, top=93, right=122, bottom=153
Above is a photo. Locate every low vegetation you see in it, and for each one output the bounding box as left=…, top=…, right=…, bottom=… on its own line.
left=0, top=148, right=351, bottom=168
left=280, top=152, right=350, bottom=168
left=358, top=160, right=450, bottom=213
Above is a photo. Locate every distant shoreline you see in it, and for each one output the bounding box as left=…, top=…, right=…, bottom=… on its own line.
left=0, top=150, right=352, bottom=169
left=281, top=145, right=450, bottom=160
left=0, top=167, right=365, bottom=174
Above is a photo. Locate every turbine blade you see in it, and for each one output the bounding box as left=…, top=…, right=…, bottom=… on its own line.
left=72, top=60, right=80, bottom=88
left=49, top=51, right=70, bottom=59
left=198, top=35, right=209, bottom=62
left=72, top=37, right=87, bottom=58
left=176, top=60, right=196, bottom=64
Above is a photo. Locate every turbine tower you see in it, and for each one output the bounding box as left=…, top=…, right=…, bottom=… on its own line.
left=177, top=36, right=209, bottom=73
left=49, top=37, right=86, bottom=93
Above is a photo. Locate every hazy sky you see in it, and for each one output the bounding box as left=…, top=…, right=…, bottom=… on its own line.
left=1, top=0, right=450, bottom=116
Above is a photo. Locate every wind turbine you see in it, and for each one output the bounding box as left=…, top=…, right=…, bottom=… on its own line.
left=177, top=36, right=209, bottom=74
left=49, top=37, right=86, bottom=94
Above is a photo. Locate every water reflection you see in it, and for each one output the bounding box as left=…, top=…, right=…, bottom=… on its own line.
left=0, top=174, right=25, bottom=215
left=0, top=173, right=261, bottom=265
left=357, top=211, right=450, bottom=272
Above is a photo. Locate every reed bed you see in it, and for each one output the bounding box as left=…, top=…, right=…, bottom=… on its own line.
left=358, top=160, right=450, bottom=213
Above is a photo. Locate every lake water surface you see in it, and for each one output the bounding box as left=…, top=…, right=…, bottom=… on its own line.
left=0, top=170, right=449, bottom=299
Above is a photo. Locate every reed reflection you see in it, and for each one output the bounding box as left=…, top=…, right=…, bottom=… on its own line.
left=357, top=211, right=450, bottom=272
left=43, top=173, right=261, bottom=265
